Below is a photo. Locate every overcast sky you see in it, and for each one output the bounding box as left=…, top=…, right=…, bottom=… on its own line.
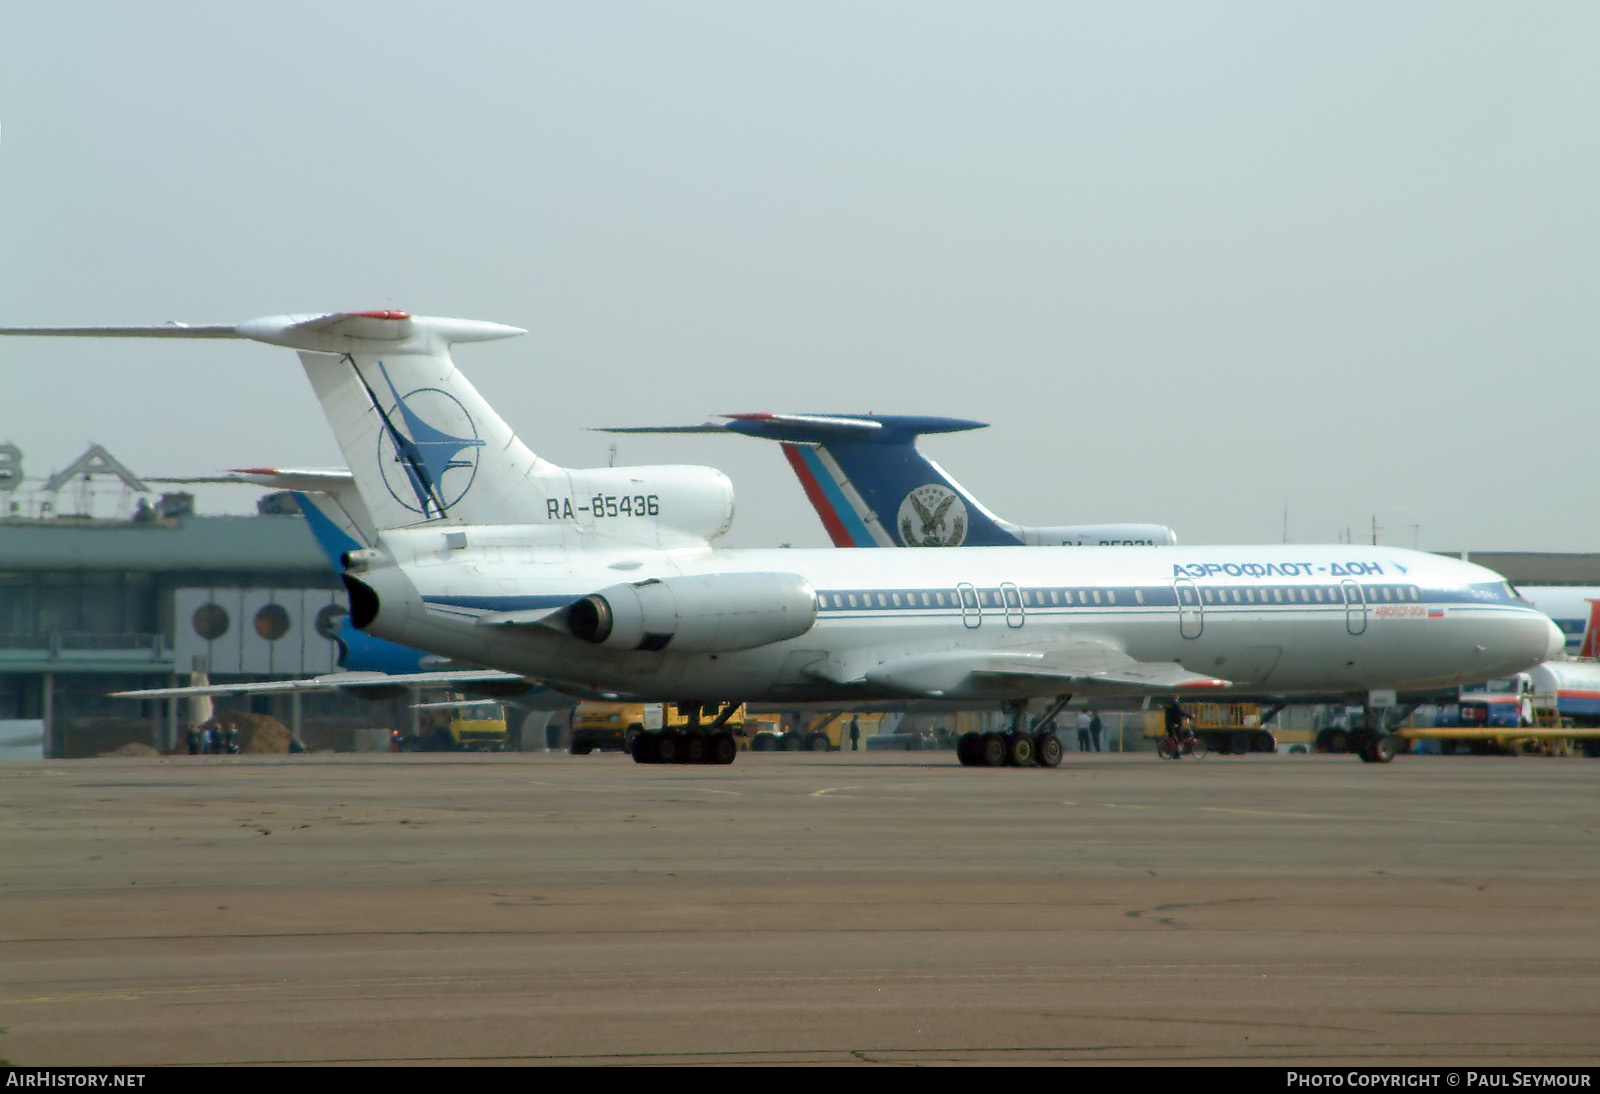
left=2, top=3, right=1596, bottom=551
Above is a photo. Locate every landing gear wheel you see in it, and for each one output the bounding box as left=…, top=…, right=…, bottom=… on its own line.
left=631, top=734, right=657, bottom=764
left=956, top=732, right=982, bottom=767
left=711, top=732, right=738, bottom=765
left=656, top=732, right=683, bottom=764
left=980, top=733, right=1007, bottom=767
left=1007, top=734, right=1034, bottom=767
left=1362, top=735, right=1396, bottom=764
left=781, top=733, right=801, bottom=751
left=806, top=733, right=830, bottom=751
left=1033, top=732, right=1063, bottom=768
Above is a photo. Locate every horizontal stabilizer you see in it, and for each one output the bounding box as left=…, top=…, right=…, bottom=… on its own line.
left=599, top=412, right=987, bottom=444
left=147, top=468, right=356, bottom=492
left=0, top=312, right=525, bottom=353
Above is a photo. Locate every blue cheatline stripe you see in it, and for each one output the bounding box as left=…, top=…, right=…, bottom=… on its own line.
left=419, top=582, right=1517, bottom=620
left=792, top=445, right=878, bottom=547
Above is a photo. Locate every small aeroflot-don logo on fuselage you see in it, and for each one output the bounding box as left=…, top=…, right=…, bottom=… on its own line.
left=367, top=362, right=485, bottom=517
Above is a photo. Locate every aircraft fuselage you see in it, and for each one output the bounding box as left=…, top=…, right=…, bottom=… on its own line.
left=348, top=536, right=1562, bottom=705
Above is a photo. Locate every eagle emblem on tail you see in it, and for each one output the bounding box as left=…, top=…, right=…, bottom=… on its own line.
left=897, top=484, right=969, bottom=547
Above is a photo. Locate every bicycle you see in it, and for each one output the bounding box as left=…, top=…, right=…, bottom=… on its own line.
left=1156, top=732, right=1208, bottom=760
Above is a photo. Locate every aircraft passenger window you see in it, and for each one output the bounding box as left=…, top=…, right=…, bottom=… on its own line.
left=1107, top=590, right=1117, bottom=604
left=1203, top=590, right=1215, bottom=604
left=1092, top=590, right=1102, bottom=604
left=1409, top=587, right=1419, bottom=600
left=936, top=592, right=947, bottom=606
left=890, top=592, right=901, bottom=606
left=1135, top=589, right=1145, bottom=605
left=1075, top=590, right=1086, bottom=604
left=1047, top=590, right=1058, bottom=605
left=1313, top=588, right=1323, bottom=602
left=1229, top=590, right=1240, bottom=603
left=1244, top=589, right=1255, bottom=603
left=1382, top=587, right=1392, bottom=601
left=921, top=592, right=931, bottom=606
left=1271, top=589, right=1282, bottom=603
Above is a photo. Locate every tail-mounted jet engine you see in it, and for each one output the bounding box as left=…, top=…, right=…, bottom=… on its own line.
left=566, top=573, right=817, bottom=653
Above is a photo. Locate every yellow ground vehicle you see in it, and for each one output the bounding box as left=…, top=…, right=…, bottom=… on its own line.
left=747, top=711, right=855, bottom=751
left=569, top=702, right=747, bottom=754
left=396, top=699, right=509, bottom=752
left=1143, top=703, right=1278, bottom=755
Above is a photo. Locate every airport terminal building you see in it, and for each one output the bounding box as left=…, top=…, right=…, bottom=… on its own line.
left=0, top=445, right=390, bottom=756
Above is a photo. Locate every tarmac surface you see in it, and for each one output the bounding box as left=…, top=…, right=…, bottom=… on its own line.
left=1, top=749, right=1597, bottom=1067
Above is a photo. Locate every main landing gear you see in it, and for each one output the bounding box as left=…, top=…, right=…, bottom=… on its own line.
left=631, top=701, right=740, bottom=766
left=1348, top=701, right=1415, bottom=764
left=956, top=697, right=1068, bottom=769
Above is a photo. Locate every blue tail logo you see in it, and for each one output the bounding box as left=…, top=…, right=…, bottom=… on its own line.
left=365, top=361, right=484, bottom=517
left=897, top=484, right=968, bottom=547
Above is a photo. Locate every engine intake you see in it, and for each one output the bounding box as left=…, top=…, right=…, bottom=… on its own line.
left=567, top=572, right=816, bottom=653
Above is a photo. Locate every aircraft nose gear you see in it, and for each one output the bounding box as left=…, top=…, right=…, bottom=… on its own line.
left=630, top=702, right=741, bottom=765
left=956, top=696, right=1070, bottom=768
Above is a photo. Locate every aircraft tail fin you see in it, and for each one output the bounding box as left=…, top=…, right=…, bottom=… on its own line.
left=603, top=413, right=1017, bottom=546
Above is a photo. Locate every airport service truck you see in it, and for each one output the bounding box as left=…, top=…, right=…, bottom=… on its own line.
left=1144, top=703, right=1280, bottom=755
left=1403, top=662, right=1600, bottom=756
left=569, top=702, right=749, bottom=754
left=392, top=699, right=509, bottom=752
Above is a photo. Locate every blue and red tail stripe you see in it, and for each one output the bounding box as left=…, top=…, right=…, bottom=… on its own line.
left=780, top=444, right=881, bottom=547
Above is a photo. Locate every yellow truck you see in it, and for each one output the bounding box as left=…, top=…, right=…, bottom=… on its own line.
left=1143, top=702, right=1279, bottom=755
left=395, top=699, right=509, bottom=752
left=569, top=702, right=748, bottom=754
left=747, top=711, right=851, bottom=751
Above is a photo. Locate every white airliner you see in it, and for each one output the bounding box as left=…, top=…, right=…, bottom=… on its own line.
left=1, top=312, right=1563, bottom=767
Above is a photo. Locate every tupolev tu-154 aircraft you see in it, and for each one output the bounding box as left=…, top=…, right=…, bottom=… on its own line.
left=1, top=311, right=1564, bottom=767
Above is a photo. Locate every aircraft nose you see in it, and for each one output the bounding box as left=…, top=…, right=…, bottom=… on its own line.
left=1544, top=615, right=1567, bottom=661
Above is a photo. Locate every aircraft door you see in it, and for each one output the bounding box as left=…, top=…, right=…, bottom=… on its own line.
left=1342, top=580, right=1367, bottom=636
left=956, top=583, right=981, bottom=629
left=1174, top=578, right=1203, bottom=639
left=1000, top=582, right=1024, bottom=628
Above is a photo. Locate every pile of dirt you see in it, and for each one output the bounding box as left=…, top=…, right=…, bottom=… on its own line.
left=203, top=711, right=293, bottom=754
left=100, top=742, right=161, bottom=758
left=54, top=717, right=160, bottom=759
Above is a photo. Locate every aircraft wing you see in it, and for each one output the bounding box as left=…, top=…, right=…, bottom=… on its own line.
left=111, top=669, right=536, bottom=700
left=860, top=642, right=1230, bottom=699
